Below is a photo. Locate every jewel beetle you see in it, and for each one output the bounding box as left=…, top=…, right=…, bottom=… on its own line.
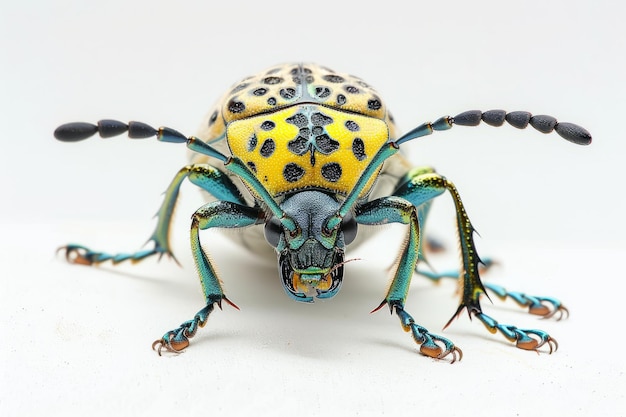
left=55, top=63, right=591, bottom=361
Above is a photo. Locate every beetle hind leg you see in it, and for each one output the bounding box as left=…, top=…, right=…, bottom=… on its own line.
left=415, top=258, right=497, bottom=283
left=483, top=283, right=569, bottom=320
left=58, top=243, right=172, bottom=266
left=59, top=163, right=246, bottom=267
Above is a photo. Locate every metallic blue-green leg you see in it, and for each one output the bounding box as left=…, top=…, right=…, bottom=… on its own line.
left=152, top=200, right=263, bottom=355
left=414, top=259, right=497, bottom=282
left=59, top=163, right=245, bottom=266
left=394, top=171, right=559, bottom=353
left=414, top=269, right=566, bottom=320
left=393, top=165, right=445, bottom=266
left=393, top=165, right=493, bottom=271
left=397, top=169, right=566, bottom=320
left=484, top=283, right=569, bottom=320
left=356, top=196, right=462, bottom=362
left=474, top=312, right=558, bottom=352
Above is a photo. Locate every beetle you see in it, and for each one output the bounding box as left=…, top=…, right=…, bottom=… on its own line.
left=54, top=62, right=591, bottom=362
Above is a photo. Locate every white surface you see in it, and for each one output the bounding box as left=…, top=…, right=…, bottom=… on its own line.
left=1, top=0, right=624, bottom=416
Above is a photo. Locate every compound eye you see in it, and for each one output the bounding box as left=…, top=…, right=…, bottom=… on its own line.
left=264, top=217, right=283, bottom=247
left=341, top=213, right=358, bottom=245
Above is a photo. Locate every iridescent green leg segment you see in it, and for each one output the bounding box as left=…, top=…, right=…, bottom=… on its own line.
left=392, top=170, right=559, bottom=354
left=59, top=163, right=244, bottom=266
left=414, top=259, right=497, bottom=283
left=356, top=196, right=462, bottom=362
left=151, top=299, right=217, bottom=355
left=393, top=166, right=441, bottom=265
left=152, top=200, right=263, bottom=355
left=393, top=302, right=462, bottom=362
left=474, top=312, right=558, bottom=352
left=412, top=231, right=567, bottom=320
left=484, top=283, right=569, bottom=320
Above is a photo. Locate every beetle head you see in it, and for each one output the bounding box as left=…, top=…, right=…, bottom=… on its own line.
left=264, top=190, right=357, bottom=302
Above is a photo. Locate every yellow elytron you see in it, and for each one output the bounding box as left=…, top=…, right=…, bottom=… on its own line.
left=54, top=63, right=591, bottom=361
left=227, top=106, right=388, bottom=198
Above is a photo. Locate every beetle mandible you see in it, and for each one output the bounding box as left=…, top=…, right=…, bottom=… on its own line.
left=55, top=63, right=591, bottom=362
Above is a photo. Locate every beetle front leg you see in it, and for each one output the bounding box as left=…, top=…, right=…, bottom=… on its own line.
left=152, top=200, right=263, bottom=355
left=356, top=197, right=462, bottom=362
left=59, top=163, right=245, bottom=266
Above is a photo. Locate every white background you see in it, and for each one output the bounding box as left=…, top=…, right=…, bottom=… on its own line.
left=1, top=0, right=624, bottom=416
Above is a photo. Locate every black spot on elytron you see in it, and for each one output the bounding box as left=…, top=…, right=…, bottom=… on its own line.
left=316, top=134, right=340, bottom=154
left=311, top=112, right=333, bottom=126
left=264, top=76, right=283, bottom=85
left=228, top=99, right=245, bottom=113
left=292, top=76, right=302, bottom=85
left=352, top=138, right=366, bottom=161
left=247, top=133, right=258, bottom=152
left=259, top=138, right=276, bottom=157
left=367, top=97, right=382, bottom=110
left=336, top=94, right=346, bottom=105
left=247, top=161, right=257, bottom=173
left=287, top=136, right=308, bottom=155
left=290, top=67, right=299, bottom=75
left=260, top=120, right=275, bottom=131
left=345, top=120, right=360, bottom=132
left=208, top=110, right=218, bottom=126
left=252, top=88, right=268, bottom=96
left=279, top=88, right=296, bottom=100
left=312, top=126, right=323, bottom=136
left=283, top=163, right=305, bottom=183
left=344, top=85, right=360, bottom=94
left=314, top=86, right=331, bottom=99
left=305, top=75, right=314, bottom=84
left=323, top=74, right=345, bottom=83
left=302, top=67, right=312, bottom=74
left=356, top=80, right=370, bottom=88
left=286, top=113, right=308, bottom=128
left=267, top=97, right=277, bottom=106
left=230, top=83, right=249, bottom=94
left=321, top=162, right=342, bottom=182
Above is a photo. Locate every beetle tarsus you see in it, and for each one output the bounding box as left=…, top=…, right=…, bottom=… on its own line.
left=378, top=301, right=463, bottom=363
left=482, top=283, right=569, bottom=321
left=57, top=241, right=177, bottom=266
left=151, top=299, right=234, bottom=355
left=474, top=311, right=559, bottom=354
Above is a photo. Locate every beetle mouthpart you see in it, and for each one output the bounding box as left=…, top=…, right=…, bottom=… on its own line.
left=279, top=251, right=344, bottom=302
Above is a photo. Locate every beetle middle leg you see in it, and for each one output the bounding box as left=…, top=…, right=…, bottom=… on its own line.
left=392, top=165, right=496, bottom=277
left=395, top=167, right=566, bottom=321
left=389, top=170, right=559, bottom=353
left=152, top=200, right=264, bottom=355
left=59, top=163, right=245, bottom=266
